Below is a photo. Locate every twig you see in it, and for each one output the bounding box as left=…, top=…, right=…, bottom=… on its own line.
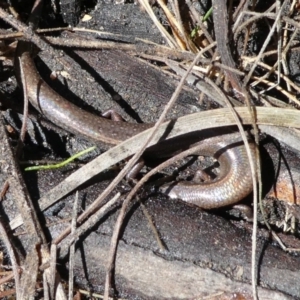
left=15, top=56, right=28, bottom=158
left=68, top=191, right=79, bottom=300
left=0, top=220, right=21, bottom=298
left=0, top=180, right=9, bottom=200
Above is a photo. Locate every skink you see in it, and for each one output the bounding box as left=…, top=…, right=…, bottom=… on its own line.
left=15, top=41, right=254, bottom=209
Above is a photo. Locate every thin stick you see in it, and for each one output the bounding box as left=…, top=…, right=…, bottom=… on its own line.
left=15, top=57, right=29, bottom=158
left=68, top=191, right=79, bottom=300
left=0, top=180, right=9, bottom=200
left=0, top=221, right=20, bottom=298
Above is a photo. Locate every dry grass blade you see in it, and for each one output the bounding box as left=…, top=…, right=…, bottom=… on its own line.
left=138, top=0, right=177, bottom=48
